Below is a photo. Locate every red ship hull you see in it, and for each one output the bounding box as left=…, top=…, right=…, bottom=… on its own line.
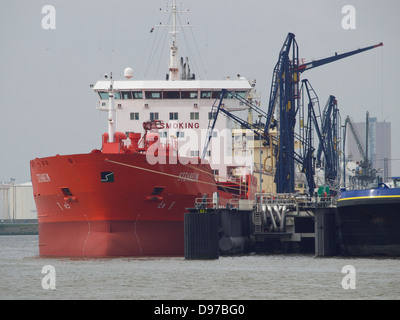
left=31, top=151, right=251, bottom=256
left=37, top=220, right=185, bottom=256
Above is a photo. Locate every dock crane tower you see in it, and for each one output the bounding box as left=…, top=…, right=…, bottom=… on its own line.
left=298, top=79, right=333, bottom=195
left=263, top=33, right=382, bottom=193
left=203, top=33, right=383, bottom=195
left=316, top=95, right=341, bottom=187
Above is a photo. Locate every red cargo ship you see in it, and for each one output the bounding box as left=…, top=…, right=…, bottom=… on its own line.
left=31, top=126, right=255, bottom=256
left=30, top=1, right=257, bottom=256
left=31, top=119, right=256, bottom=256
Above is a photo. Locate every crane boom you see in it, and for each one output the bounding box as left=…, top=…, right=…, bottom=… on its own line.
left=345, top=116, right=367, bottom=161
left=298, top=42, right=383, bottom=73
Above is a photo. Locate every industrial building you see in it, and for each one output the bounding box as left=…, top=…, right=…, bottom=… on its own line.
left=0, top=182, right=37, bottom=221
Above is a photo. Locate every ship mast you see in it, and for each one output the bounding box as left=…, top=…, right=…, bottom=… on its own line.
left=107, top=73, right=116, bottom=143
left=168, top=0, right=179, bottom=80
left=158, top=0, right=191, bottom=81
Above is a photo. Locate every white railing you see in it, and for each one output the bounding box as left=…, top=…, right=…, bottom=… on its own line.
left=255, top=193, right=337, bottom=211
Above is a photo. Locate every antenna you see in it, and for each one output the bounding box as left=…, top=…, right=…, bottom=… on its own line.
left=155, top=0, right=192, bottom=80
left=169, top=0, right=179, bottom=80
left=107, top=72, right=116, bottom=143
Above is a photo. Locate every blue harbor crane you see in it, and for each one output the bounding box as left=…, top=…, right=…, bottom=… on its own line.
left=263, top=33, right=382, bottom=193
left=203, top=33, right=383, bottom=195
left=297, top=80, right=342, bottom=195
left=316, top=95, right=341, bottom=186
left=298, top=79, right=328, bottom=195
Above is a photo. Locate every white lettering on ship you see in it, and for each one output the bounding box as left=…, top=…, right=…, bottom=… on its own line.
left=157, top=200, right=177, bottom=211
left=177, top=172, right=199, bottom=182
left=37, top=173, right=51, bottom=183
left=56, top=202, right=71, bottom=211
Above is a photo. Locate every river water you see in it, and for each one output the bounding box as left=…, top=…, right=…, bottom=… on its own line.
left=1, top=235, right=399, bottom=301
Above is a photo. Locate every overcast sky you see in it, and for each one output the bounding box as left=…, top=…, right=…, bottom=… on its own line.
left=1, top=0, right=399, bottom=183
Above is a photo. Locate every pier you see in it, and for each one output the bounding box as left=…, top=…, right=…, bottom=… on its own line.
left=184, top=193, right=339, bottom=259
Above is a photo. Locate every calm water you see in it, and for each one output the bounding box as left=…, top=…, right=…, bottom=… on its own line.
left=0, top=235, right=399, bottom=300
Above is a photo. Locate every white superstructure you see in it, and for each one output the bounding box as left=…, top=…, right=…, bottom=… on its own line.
left=93, top=0, right=255, bottom=181
left=94, top=79, right=253, bottom=176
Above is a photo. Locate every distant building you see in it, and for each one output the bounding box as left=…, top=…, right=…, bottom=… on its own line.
left=0, top=182, right=37, bottom=221
left=346, top=117, right=391, bottom=182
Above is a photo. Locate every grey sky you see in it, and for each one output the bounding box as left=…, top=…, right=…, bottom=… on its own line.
left=1, top=0, right=399, bottom=183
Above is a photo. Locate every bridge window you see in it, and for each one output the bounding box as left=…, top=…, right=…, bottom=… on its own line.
left=235, top=91, right=247, bottom=98
left=121, top=91, right=132, bottom=99
left=201, top=91, right=211, bottom=99
left=116, top=91, right=143, bottom=99
left=145, top=91, right=162, bottom=99
left=102, top=92, right=120, bottom=99
left=98, top=91, right=109, bottom=100
left=211, top=91, right=222, bottom=99
left=181, top=91, right=198, bottom=99
left=163, top=91, right=180, bottom=99
left=132, top=91, right=143, bottom=99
